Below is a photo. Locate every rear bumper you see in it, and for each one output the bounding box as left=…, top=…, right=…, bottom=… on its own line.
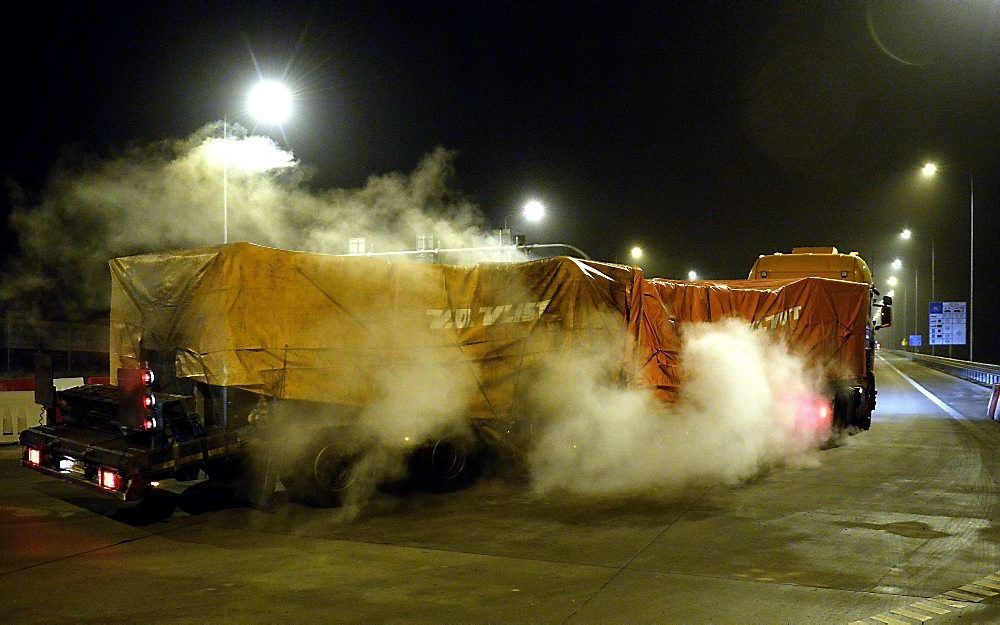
left=19, top=424, right=240, bottom=502
left=21, top=458, right=147, bottom=501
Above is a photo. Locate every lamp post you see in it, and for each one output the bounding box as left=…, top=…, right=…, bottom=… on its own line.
left=921, top=162, right=974, bottom=360
left=898, top=228, right=939, bottom=354
left=223, top=79, right=294, bottom=244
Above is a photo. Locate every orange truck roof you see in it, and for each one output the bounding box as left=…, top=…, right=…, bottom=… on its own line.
left=748, top=248, right=873, bottom=285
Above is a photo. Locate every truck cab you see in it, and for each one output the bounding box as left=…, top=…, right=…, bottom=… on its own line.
left=748, top=247, right=891, bottom=430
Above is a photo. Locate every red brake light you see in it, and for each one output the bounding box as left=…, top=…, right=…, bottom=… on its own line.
left=98, top=468, right=122, bottom=491
left=27, top=447, right=41, bottom=466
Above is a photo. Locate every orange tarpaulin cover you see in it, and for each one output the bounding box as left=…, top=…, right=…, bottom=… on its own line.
left=109, top=243, right=870, bottom=420
left=635, top=278, right=870, bottom=402
left=110, top=243, right=641, bottom=419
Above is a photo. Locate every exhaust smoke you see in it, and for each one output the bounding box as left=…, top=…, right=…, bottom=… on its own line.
left=0, top=125, right=491, bottom=320
left=527, top=319, right=831, bottom=497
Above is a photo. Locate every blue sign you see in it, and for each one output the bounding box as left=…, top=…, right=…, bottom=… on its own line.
left=908, top=334, right=923, bottom=346
left=929, top=301, right=967, bottom=346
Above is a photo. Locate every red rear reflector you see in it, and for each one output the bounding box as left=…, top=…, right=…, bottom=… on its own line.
left=27, top=448, right=41, bottom=466
left=98, top=468, right=121, bottom=491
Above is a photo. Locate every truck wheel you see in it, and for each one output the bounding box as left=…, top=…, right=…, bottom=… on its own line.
left=408, top=438, right=480, bottom=493
left=283, top=440, right=358, bottom=507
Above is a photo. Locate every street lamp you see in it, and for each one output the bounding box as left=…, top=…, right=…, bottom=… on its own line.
left=630, top=246, right=643, bottom=261
left=920, top=161, right=975, bottom=360
left=898, top=228, right=937, bottom=354
left=503, top=199, right=546, bottom=231
left=687, top=270, right=698, bottom=281
left=223, top=79, right=294, bottom=244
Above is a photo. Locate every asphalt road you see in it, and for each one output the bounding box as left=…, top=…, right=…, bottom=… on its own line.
left=1, top=352, right=999, bottom=624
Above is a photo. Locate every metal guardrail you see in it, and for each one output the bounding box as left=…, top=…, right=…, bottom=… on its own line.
left=893, top=350, right=1000, bottom=388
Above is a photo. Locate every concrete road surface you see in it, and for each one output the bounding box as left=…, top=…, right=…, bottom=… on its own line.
left=2, top=353, right=999, bottom=623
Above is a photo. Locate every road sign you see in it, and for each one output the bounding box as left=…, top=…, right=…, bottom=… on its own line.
left=929, top=301, right=967, bottom=345
left=908, top=334, right=922, bottom=347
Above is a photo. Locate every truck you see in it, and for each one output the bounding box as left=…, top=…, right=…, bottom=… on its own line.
left=19, top=243, right=890, bottom=510
left=745, top=246, right=890, bottom=429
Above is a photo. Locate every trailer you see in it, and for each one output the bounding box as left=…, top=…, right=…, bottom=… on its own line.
left=20, top=243, right=889, bottom=509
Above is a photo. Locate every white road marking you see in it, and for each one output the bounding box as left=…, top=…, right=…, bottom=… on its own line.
left=911, top=601, right=949, bottom=615
left=871, top=614, right=911, bottom=625
left=880, top=357, right=964, bottom=419
left=891, top=607, right=933, bottom=621
left=960, top=584, right=998, bottom=597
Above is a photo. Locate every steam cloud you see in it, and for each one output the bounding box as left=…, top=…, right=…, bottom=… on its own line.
left=1, top=124, right=488, bottom=320
left=527, top=319, right=830, bottom=496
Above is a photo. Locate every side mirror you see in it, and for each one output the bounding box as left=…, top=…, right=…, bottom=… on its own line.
left=882, top=295, right=893, bottom=306
left=878, top=303, right=892, bottom=329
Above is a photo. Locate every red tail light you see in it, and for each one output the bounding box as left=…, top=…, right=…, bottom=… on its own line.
left=143, top=394, right=155, bottom=409
left=26, top=447, right=41, bottom=467
left=98, top=467, right=122, bottom=491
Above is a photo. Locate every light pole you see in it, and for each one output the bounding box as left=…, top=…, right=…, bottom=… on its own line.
left=223, top=79, right=294, bottom=244
left=899, top=228, right=938, bottom=354
left=921, top=162, right=974, bottom=360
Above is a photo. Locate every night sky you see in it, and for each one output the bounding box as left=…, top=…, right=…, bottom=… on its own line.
left=2, top=2, right=998, bottom=360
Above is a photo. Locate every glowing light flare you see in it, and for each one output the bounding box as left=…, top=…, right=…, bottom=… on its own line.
left=247, top=80, right=293, bottom=126
left=921, top=162, right=938, bottom=177
left=900, top=228, right=912, bottom=240
left=887, top=276, right=898, bottom=287
left=777, top=391, right=834, bottom=440
left=630, top=246, right=643, bottom=261
left=687, top=270, right=698, bottom=281
left=522, top=200, right=545, bottom=222
left=886, top=290, right=895, bottom=298
left=891, top=258, right=902, bottom=270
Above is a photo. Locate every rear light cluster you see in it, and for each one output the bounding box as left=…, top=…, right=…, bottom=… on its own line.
left=98, top=467, right=122, bottom=491
left=118, top=366, right=158, bottom=431
left=25, top=446, right=125, bottom=492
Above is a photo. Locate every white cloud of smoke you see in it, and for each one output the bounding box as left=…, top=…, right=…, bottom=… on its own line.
left=1, top=123, right=492, bottom=320
left=527, top=319, right=831, bottom=497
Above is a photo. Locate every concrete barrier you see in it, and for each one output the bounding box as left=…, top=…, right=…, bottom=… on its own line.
left=0, top=378, right=86, bottom=444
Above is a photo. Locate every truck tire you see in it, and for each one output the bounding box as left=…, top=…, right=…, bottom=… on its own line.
left=282, top=438, right=359, bottom=507
left=407, top=438, right=480, bottom=493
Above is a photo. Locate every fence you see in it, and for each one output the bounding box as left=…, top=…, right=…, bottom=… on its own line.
left=2, top=316, right=109, bottom=378
left=898, top=351, right=1000, bottom=388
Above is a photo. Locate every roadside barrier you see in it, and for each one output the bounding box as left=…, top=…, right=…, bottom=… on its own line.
left=0, top=377, right=107, bottom=443
left=893, top=351, right=1000, bottom=421
left=989, top=384, right=1000, bottom=421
